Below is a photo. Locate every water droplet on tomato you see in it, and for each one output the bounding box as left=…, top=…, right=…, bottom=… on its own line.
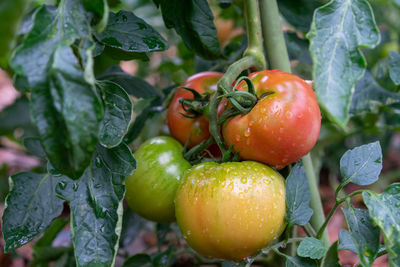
left=279, top=127, right=284, bottom=133
left=235, top=134, right=241, bottom=141
left=286, top=111, right=293, bottom=119
left=244, top=128, right=251, bottom=137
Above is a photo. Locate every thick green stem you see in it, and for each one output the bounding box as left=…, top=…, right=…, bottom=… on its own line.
left=259, top=0, right=290, bottom=72
left=303, top=154, right=330, bottom=246
left=259, top=0, right=329, bottom=247
left=243, top=0, right=266, bottom=69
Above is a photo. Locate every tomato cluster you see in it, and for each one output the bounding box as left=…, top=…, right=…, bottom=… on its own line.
left=125, top=70, right=321, bottom=261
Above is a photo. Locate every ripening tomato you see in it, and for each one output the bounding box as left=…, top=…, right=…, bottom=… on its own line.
left=167, top=72, right=223, bottom=149
left=223, top=70, right=321, bottom=168
left=175, top=161, right=286, bottom=261
left=125, top=136, right=191, bottom=222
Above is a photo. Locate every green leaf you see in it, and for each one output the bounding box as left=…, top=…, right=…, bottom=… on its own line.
left=0, top=96, right=36, bottom=136
left=154, top=0, right=221, bottom=60
left=285, top=32, right=312, bottom=64
left=98, top=81, right=133, bottom=148
left=307, top=0, right=380, bottom=128
left=363, top=184, right=400, bottom=266
left=152, top=246, right=177, bottom=266
left=122, top=254, right=152, bottom=267
left=33, top=246, right=72, bottom=262
left=388, top=50, right=400, bottom=86
left=98, top=66, right=159, bottom=98
left=338, top=229, right=357, bottom=253
left=0, top=0, right=30, bottom=67
left=350, top=71, right=400, bottom=115
left=285, top=255, right=318, bottom=267
left=278, top=0, right=326, bottom=32
left=2, top=172, right=65, bottom=252
left=56, top=143, right=136, bottom=267
left=342, top=207, right=380, bottom=266
left=321, top=241, right=341, bottom=267
left=11, top=0, right=92, bottom=90
left=297, top=237, right=326, bottom=260
left=95, top=10, right=168, bottom=56
left=30, top=45, right=103, bottom=179
left=24, top=137, right=46, bottom=159
left=339, top=141, right=382, bottom=186
left=285, top=163, right=313, bottom=227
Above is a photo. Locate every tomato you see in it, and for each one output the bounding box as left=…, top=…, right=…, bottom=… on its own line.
left=167, top=72, right=223, bottom=149
left=175, top=161, right=286, bottom=261
left=223, top=70, right=321, bottom=168
left=125, top=136, right=191, bottom=222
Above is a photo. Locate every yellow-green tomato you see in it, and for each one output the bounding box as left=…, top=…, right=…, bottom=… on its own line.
left=125, top=136, right=191, bottom=222
left=175, top=161, right=286, bottom=261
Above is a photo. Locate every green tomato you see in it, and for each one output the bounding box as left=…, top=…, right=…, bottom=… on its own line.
left=125, top=136, right=191, bottom=222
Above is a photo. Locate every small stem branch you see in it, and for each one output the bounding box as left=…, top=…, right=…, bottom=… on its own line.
left=243, top=0, right=266, bottom=69
left=209, top=56, right=259, bottom=154
left=259, top=0, right=290, bottom=72
left=316, top=190, right=365, bottom=239
left=263, top=238, right=304, bottom=255
left=303, top=223, right=317, bottom=237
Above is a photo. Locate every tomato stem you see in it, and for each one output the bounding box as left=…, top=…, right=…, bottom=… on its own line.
left=258, top=0, right=291, bottom=73
left=243, top=0, right=266, bottom=69
left=258, top=0, right=330, bottom=247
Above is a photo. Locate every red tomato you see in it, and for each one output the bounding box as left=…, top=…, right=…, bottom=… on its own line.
left=223, top=70, right=321, bottom=168
left=167, top=72, right=223, bottom=149
left=175, top=161, right=286, bottom=261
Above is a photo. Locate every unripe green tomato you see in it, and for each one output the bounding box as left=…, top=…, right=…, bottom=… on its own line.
left=125, top=136, right=191, bottom=222
left=175, top=161, right=286, bottom=261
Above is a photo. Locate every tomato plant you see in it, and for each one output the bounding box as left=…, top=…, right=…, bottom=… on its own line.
left=167, top=71, right=223, bottom=148
left=125, top=136, right=191, bottom=222
left=175, top=161, right=286, bottom=261
left=1, top=0, right=400, bottom=266
left=223, top=70, right=321, bottom=168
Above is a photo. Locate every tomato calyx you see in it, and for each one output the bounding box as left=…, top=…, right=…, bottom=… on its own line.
left=178, top=86, right=212, bottom=119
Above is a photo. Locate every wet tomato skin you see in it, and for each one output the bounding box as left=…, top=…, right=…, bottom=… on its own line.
left=125, top=136, right=191, bottom=222
left=223, top=70, right=321, bottom=168
left=175, top=161, right=286, bottom=261
left=167, top=72, right=224, bottom=148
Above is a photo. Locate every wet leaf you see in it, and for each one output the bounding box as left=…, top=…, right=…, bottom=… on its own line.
left=388, top=50, right=400, bottom=86
left=307, top=0, right=380, bottom=128
left=321, top=242, right=341, bottom=267
left=297, top=237, right=326, bottom=260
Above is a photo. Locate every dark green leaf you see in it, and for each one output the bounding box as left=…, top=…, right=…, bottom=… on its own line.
left=321, top=241, right=341, bottom=267
left=95, top=11, right=168, bottom=55
left=285, top=255, right=318, bottom=267
left=0, top=96, right=36, bottom=136
left=286, top=163, right=313, bottom=227
left=363, top=184, right=400, bottom=266
left=2, top=172, right=65, bottom=252
left=154, top=0, right=221, bottom=60
left=56, top=143, right=136, bottom=267
left=350, top=71, right=400, bottom=115
left=83, top=0, right=109, bottom=32
left=24, top=137, right=46, bottom=159
left=122, top=254, right=152, bottom=267
left=98, top=81, right=133, bottom=148
left=31, top=45, right=103, bottom=179
left=0, top=0, right=30, bottom=67
left=388, top=50, right=400, bottom=86
left=307, top=0, right=380, bottom=128
left=342, top=207, right=380, bottom=266
left=278, top=0, right=326, bottom=32
left=285, top=33, right=312, bottom=64
left=152, top=246, right=177, bottom=267
left=339, top=141, right=382, bottom=186
left=297, top=237, right=326, bottom=260
left=99, top=66, right=159, bottom=98
left=11, top=0, right=91, bottom=90
left=338, top=229, right=357, bottom=253
left=119, top=209, right=143, bottom=248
